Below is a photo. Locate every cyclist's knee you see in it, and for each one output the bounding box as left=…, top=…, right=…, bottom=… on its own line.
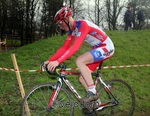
left=76, top=57, right=82, bottom=67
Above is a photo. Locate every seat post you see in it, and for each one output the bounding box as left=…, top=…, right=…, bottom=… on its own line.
left=97, top=62, right=103, bottom=73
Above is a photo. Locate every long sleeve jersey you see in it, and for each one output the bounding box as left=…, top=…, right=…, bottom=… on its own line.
left=48, top=19, right=108, bottom=63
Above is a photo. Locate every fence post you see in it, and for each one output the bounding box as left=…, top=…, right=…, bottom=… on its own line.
left=11, top=54, right=31, bottom=116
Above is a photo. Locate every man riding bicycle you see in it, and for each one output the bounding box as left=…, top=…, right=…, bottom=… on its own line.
left=44, top=6, right=115, bottom=104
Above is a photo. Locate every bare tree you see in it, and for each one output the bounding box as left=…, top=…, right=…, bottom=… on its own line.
left=95, top=0, right=104, bottom=26
left=85, top=0, right=127, bottom=30
left=105, top=0, right=127, bottom=30
left=0, top=0, right=8, bottom=39
left=30, top=0, right=39, bottom=43
left=24, top=0, right=39, bottom=44
left=0, top=0, right=26, bottom=45
left=40, top=0, right=63, bottom=37
left=62, top=0, right=84, bottom=19
left=86, top=0, right=105, bottom=26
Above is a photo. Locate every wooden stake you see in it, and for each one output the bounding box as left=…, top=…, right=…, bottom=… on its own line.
left=11, top=54, right=31, bottom=116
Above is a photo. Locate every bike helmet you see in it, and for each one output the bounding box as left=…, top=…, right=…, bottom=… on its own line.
left=54, top=6, right=72, bottom=24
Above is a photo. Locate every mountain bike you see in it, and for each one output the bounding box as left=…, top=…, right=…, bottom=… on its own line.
left=20, top=62, right=135, bottom=116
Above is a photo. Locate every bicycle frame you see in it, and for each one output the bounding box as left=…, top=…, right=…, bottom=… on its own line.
left=46, top=62, right=119, bottom=112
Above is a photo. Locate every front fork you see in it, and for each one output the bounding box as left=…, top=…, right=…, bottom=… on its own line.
left=47, top=78, right=62, bottom=112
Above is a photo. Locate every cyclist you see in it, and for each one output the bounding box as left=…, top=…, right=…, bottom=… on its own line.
left=44, top=6, right=115, bottom=104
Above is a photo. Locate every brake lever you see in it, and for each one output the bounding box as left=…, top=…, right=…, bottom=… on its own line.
left=59, top=63, right=66, bottom=70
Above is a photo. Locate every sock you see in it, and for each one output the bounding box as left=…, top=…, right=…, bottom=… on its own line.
left=88, top=84, right=96, bottom=94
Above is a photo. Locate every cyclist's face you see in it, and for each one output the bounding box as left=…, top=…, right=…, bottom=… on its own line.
left=57, top=21, right=69, bottom=31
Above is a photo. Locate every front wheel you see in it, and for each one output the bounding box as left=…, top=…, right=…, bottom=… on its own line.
left=20, top=83, right=74, bottom=116
left=96, top=79, right=135, bottom=116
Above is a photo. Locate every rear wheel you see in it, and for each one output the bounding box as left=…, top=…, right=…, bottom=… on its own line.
left=95, top=79, right=135, bottom=116
left=21, top=83, right=74, bottom=116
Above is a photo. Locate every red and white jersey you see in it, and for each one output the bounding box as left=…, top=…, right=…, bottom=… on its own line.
left=49, top=20, right=114, bottom=63
left=70, top=20, right=107, bottom=47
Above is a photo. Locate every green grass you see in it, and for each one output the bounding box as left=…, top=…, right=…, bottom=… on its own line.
left=0, top=30, right=150, bottom=116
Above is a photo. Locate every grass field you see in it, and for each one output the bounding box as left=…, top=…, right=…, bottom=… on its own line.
left=0, top=30, right=150, bottom=116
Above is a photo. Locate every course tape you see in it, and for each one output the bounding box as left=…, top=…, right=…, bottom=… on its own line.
left=0, top=64, right=150, bottom=73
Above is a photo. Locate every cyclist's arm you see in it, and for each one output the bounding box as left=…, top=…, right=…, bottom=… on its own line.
left=57, top=22, right=89, bottom=63
left=48, top=35, right=73, bottom=61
